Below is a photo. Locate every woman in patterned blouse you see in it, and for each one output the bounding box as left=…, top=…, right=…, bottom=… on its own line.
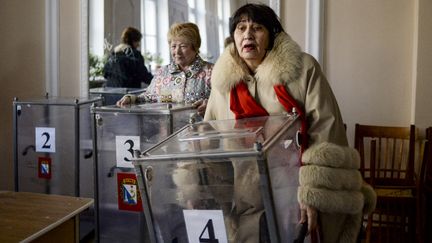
left=116, top=22, right=213, bottom=116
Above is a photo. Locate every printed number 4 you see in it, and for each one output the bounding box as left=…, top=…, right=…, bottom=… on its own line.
left=199, top=219, right=219, bottom=243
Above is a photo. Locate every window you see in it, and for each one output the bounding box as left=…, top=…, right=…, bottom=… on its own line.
left=187, top=0, right=231, bottom=62
left=188, top=0, right=209, bottom=60
left=143, top=0, right=157, bottom=55
left=141, top=0, right=170, bottom=69
left=89, top=0, right=230, bottom=70
left=217, top=0, right=231, bottom=54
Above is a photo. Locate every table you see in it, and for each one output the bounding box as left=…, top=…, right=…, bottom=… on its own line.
left=0, top=191, right=93, bottom=242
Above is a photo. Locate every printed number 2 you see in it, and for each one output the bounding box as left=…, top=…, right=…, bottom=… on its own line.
left=199, top=219, right=219, bottom=243
left=123, top=139, right=134, bottom=161
left=41, top=132, right=51, bottom=149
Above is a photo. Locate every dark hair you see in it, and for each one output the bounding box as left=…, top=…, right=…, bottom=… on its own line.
left=121, top=27, right=142, bottom=47
left=229, top=3, right=284, bottom=50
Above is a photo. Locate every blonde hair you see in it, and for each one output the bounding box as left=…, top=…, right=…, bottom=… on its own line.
left=167, top=22, right=201, bottom=52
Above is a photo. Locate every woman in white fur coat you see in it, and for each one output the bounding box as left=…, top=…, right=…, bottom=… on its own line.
left=203, top=3, right=375, bottom=243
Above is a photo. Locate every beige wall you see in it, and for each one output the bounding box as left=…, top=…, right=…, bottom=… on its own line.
left=59, top=0, right=82, bottom=97
left=281, top=0, right=306, bottom=50
left=0, top=1, right=46, bottom=190
left=414, top=0, right=432, bottom=129
left=325, top=0, right=415, bottom=145
left=0, top=0, right=82, bottom=190
left=280, top=0, right=419, bottom=144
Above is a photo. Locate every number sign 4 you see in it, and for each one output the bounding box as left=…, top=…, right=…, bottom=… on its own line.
left=183, top=210, right=227, bottom=243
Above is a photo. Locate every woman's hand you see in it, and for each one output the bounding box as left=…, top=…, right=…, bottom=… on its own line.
left=192, top=99, right=208, bottom=116
left=300, top=203, right=318, bottom=233
left=116, top=95, right=134, bottom=107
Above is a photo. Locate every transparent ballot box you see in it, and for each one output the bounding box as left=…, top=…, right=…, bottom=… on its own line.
left=92, top=103, right=197, bottom=243
left=133, top=115, right=308, bottom=243
left=89, top=87, right=146, bottom=105
left=13, top=96, right=102, bottom=239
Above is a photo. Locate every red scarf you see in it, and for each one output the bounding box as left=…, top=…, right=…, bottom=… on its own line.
left=230, top=81, right=316, bottom=240
left=230, top=82, right=308, bottom=153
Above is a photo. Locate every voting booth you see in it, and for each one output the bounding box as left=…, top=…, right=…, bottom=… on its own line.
left=92, top=103, right=197, bottom=242
left=13, top=96, right=102, bottom=239
left=133, top=114, right=309, bottom=243
left=89, top=87, right=146, bottom=105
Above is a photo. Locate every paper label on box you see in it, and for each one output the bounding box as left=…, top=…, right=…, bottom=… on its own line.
left=35, top=127, right=56, bottom=153
left=183, top=209, right=227, bottom=243
left=116, top=136, right=140, bottom=168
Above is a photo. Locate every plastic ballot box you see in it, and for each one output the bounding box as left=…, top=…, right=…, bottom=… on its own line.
left=89, top=87, right=146, bottom=105
left=13, top=96, right=102, bottom=196
left=133, top=114, right=309, bottom=243
left=13, top=96, right=102, bottom=240
left=92, top=103, right=197, bottom=243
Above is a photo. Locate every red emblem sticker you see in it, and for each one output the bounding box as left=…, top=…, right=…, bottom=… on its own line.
left=38, top=157, right=52, bottom=179
left=117, top=172, right=143, bottom=212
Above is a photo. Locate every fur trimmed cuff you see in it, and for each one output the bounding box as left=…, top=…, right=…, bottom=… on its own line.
left=302, top=142, right=360, bottom=169
left=124, top=94, right=137, bottom=104
left=298, top=186, right=364, bottom=214
left=299, top=165, right=363, bottom=191
left=361, top=183, right=377, bottom=214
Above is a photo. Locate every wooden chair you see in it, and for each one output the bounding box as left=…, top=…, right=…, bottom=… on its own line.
left=418, top=127, right=432, bottom=243
left=354, top=124, right=418, bottom=243
left=354, top=124, right=417, bottom=187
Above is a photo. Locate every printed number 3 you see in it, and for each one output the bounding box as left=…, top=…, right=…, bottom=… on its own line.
left=199, top=219, right=219, bottom=243
left=123, top=139, right=135, bottom=162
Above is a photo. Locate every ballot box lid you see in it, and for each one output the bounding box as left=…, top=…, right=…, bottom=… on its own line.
left=13, top=96, right=102, bottom=106
left=91, top=102, right=195, bottom=115
left=136, top=114, right=300, bottom=161
left=89, top=87, right=146, bottom=95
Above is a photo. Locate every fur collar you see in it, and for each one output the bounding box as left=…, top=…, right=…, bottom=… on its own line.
left=114, top=43, right=133, bottom=53
left=212, top=32, right=303, bottom=93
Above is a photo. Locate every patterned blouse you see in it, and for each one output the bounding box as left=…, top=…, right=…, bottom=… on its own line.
left=137, top=55, right=213, bottom=104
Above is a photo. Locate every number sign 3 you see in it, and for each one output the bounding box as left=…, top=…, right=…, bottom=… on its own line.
left=116, top=136, right=140, bottom=168
left=35, top=127, right=56, bottom=153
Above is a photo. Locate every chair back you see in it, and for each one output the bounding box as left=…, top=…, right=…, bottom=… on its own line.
left=420, top=127, right=432, bottom=192
left=356, top=124, right=419, bottom=243
left=354, top=124, right=416, bottom=188
left=418, top=127, right=432, bottom=243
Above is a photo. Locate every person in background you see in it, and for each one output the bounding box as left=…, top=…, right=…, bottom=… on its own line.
left=204, top=3, right=376, bottom=243
left=116, top=22, right=212, bottom=116
left=103, top=27, right=153, bottom=88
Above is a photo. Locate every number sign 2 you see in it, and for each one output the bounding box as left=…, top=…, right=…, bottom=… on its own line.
left=35, top=127, right=56, bottom=153
left=183, top=210, right=227, bottom=243
left=116, top=136, right=140, bottom=168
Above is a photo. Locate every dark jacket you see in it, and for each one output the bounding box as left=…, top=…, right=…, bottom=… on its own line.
left=103, top=44, right=153, bottom=88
